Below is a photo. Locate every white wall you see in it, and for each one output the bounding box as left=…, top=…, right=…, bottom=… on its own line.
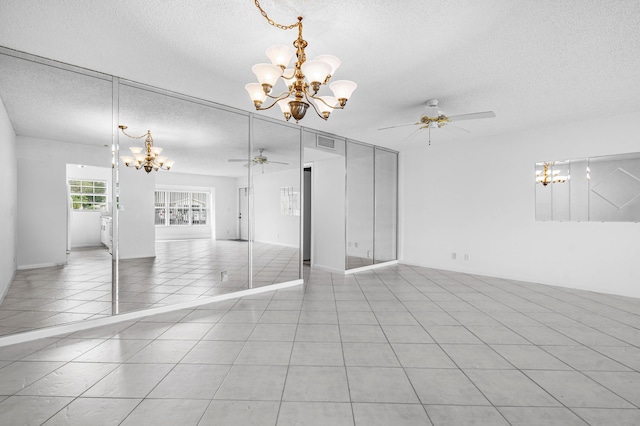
left=0, top=97, right=17, bottom=297
left=66, top=164, right=111, bottom=248
left=155, top=172, right=237, bottom=241
left=252, top=168, right=300, bottom=247
left=118, top=164, right=155, bottom=259
left=16, top=136, right=111, bottom=268
left=400, top=111, right=640, bottom=298
left=312, top=156, right=346, bottom=272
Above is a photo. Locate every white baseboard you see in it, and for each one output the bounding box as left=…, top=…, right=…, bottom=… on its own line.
left=310, top=264, right=345, bottom=274
left=344, top=260, right=398, bottom=275
left=17, top=262, right=66, bottom=270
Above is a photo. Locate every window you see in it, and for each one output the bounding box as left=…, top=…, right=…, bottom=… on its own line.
left=155, top=190, right=208, bottom=226
left=69, top=179, right=108, bottom=210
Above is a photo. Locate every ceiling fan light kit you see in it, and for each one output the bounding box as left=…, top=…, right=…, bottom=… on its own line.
left=118, top=125, right=175, bottom=173
left=245, top=0, right=356, bottom=123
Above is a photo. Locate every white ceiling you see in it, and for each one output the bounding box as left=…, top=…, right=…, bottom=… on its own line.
left=1, top=0, right=639, bottom=154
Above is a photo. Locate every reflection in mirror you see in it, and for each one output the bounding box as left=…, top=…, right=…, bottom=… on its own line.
left=0, top=52, right=113, bottom=336
left=250, top=117, right=301, bottom=287
left=535, top=152, right=640, bottom=222
left=346, top=141, right=375, bottom=268
left=116, top=81, right=251, bottom=313
left=374, top=148, right=398, bottom=263
left=302, top=130, right=346, bottom=272
left=589, top=152, right=640, bottom=222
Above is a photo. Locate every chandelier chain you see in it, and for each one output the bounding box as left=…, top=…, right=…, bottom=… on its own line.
left=254, top=0, right=300, bottom=30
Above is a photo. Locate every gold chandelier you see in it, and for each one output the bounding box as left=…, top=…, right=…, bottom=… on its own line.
left=536, top=162, right=567, bottom=186
left=118, top=125, right=175, bottom=173
left=245, top=0, right=357, bottom=123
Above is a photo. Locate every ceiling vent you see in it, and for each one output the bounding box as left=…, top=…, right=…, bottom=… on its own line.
left=316, top=135, right=336, bottom=151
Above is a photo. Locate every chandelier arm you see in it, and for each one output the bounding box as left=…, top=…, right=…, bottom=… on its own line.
left=303, top=91, right=327, bottom=120
left=265, top=89, right=293, bottom=101
left=308, top=93, right=345, bottom=110
left=256, top=92, right=293, bottom=111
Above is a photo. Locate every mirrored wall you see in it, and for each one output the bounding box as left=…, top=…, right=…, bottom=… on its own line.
left=346, top=142, right=398, bottom=270
left=535, top=152, right=640, bottom=222
left=0, top=47, right=302, bottom=336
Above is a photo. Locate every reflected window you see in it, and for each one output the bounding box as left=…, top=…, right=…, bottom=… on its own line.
left=154, top=190, right=209, bottom=226
left=280, top=186, right=300, bottom=216
left=69, top=179, right=108, bottom=210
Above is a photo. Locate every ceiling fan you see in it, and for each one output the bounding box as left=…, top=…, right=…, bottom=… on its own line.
left=228, top=148, right=289, bottom=173
left=378, top=99, right=496, bottom=144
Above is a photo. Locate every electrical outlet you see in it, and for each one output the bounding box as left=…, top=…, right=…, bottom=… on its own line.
left=221, top=271, right=228, bottom=282
left=367, top=250, right=371, bottom=258
left=464, top=254, right=470, bottom=261
left=451, top=253, right=457, bottom=260
left=354, top=242, right=359, bottom=248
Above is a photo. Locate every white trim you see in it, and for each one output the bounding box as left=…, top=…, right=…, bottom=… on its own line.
left=311, top=264, right=345, bottom=274
left=17, top=262, right=66, bottom=270
left=0, top=279, right=303, bottom=347
left=344, top=260, right=398, bottom=275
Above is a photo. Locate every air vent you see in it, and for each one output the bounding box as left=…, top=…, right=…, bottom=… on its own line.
left=316, top=135, right=336, bottom=151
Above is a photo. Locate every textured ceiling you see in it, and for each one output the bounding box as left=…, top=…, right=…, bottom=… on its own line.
left=1, top=0, right=639, bottom=154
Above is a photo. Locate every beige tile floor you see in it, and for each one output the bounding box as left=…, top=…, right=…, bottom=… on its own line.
left=0, top=264, right=639, bottom=425
left=0, top=240, right=300, bottom=336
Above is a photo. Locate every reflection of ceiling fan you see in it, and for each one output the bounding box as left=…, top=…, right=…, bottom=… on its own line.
left=228, top=148, right=289, bottom=173
left=378, top=99, right=496, bottom=144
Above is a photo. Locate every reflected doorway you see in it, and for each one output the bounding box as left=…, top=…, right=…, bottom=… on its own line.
left=238, top=187, right=249, bottom=241
left=303, top=166, right=311, bottom=264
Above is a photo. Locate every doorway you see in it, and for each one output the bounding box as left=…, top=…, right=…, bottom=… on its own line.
left=238, top=187, right=249, bottom=241
left=303, top=166, right=312, bottom=263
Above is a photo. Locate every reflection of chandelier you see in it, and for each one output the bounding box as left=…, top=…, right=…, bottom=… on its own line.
left=119, top=125, right=175, bottom=173
left=536, top=162, right=567, bottom=186
left=245, top=0, right=357, bottom=123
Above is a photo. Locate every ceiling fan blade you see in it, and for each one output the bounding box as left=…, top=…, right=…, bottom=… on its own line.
left=398, top=127, right=423, bottom=144
left=378, top=122, right=419, bottom=130
left=448, top=111, right=496, bottom=122
left=265, top=161, right=289, bottom=165
left=228, top=159, right=247, bottom=162
left=445, top=124, right=471, bottom=134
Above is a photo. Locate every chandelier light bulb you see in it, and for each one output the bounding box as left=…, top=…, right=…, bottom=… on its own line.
left=329, top=80, right=357, bottom=105
left=301, top=59, right=331, bottom=87
left=314, top=54, right=341, bottom=78
left=265, top=45, right=296, bottom=69
left=245, top=83, right=267, bottom=105
left=282, top=68, right=296, bottom=88
left=251, top=63, right=283, bottom=88
left=129, top=146, right=143, bottom=154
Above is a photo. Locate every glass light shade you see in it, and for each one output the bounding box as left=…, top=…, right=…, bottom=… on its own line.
left=313, top=96, right=338, bottom=114
left=121, top=155, right=134, bottom=165
left=134, top=154, right=146, bottom=163
left=282, top=68, right=296, bottom=88
left=165, top=160, right=175, bottom=168
left=245, top=83, right=267, bottom=102
left=315, top=54, right=341, bottom=75
left=156, top=156, right=168, bottom=164
left=277, top=98, right=292, bottom=114
left=265, top=45, right=296, bottom=68
left=330, top=80, right=357, bottom=100
left=251, top=63, right=283, bottom=86
left=151, top=147, right=163, bottom=155
left=301, top=59, right=331, bottom=84
left=129, top=146, right=143, bottom=154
